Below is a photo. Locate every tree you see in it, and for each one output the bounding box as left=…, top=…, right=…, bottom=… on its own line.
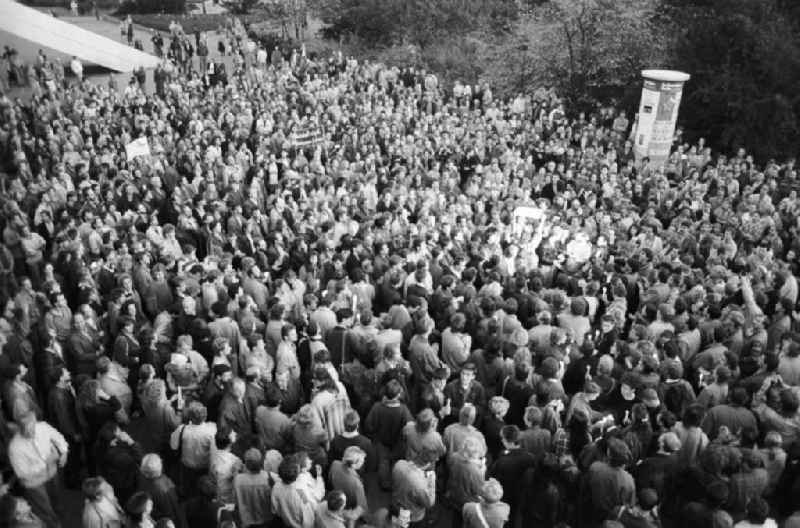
left=667, top=0, right=800, bottom=160
left=482, top=0, right=668, bottom=108
left=221, top=0, right=262, bottom=14
left=315, top=0, right=518, bottom=49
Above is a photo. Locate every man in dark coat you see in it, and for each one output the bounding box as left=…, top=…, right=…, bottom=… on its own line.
left=46, top=366, right=82, bottom=488
left=218, top=378, right=255, bottom=457
left=488, top=425, right=536, bottom=519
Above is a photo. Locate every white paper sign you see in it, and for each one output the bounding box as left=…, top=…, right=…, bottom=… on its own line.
left=125, top=137, right=151, bottom=161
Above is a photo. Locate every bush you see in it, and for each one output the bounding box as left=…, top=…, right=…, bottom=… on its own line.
left=668, top=0, right=800, bottom=160
left=128, top=12, right=268, bottom=32
left=116, top=0, right=187, bottom=14
left=23, top=0, right=118, bottom=8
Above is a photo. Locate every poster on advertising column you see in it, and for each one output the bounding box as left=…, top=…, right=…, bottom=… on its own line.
left=634, top=70, right=690, bottom=168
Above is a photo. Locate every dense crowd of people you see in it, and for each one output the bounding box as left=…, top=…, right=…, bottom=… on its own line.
left=1, top=16, right=800, bottom=528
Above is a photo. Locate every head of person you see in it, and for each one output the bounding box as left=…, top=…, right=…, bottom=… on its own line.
left=658, top=432, right=681, bottom=454
left=606, top=438, right=631, bottom=468
left=431, top=367, right=449, bottom=390
left=780, top=388, right=800, bottom=416
left=412, top=447, right=439, bottom=470
left=384, top=379, right=404, bottom=401
left=638, top=488, right=659, bottom=512
left=343, top=410, right=360, bottom=433
left=140, top=454, right=163, bottom=479
left=264, top=384, right=284, bottom=409
left=342, top=445, right=366, bottom=471
left=216, top=430, right=235, bottom=451
left=244, top=448, right=264, bottom=474
left=277, top=455, right=301, bottom=485
left=125, top=491, right=153, bottom=523
left=387, top=504, right=412, bottom=528
left=500, top=425, right=520, bottom=449
left=489, top=396, right=509, bottom=420
left=480, top=478, right=504, bottom=504
left=460, top=362, right=476, bottom=387
left=229, top=377, right=246, bottom=400
left=458, top=403, right=477, bottom=427
left=524, top=405, right=543, bottom=428
left=583, top=380, right=601, bottom=401
left=414, top=408, right=437, bottom=434
left=213, top=364, right=233, bottom=386
left=325, top=490, right=347, bottom=514
left=745, top=497, right=769, bottom=525
left=281, top=323, right=297, bottom=342
left=82, top=476, right=114, bottom=503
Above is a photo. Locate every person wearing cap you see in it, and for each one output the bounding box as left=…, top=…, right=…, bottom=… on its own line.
left=443, top=362, right=487, bottom=426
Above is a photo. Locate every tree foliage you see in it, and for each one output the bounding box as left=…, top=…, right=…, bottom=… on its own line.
left=316, top=0, right=518, bottom=49
left=667, top=0, right=800, bottom=160
left=483, top=0, right=668, bottom=108
left=311, top=0, right=800, bottom=160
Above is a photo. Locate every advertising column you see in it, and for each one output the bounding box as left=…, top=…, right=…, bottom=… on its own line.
left=633, top=69, right=690, bottom=168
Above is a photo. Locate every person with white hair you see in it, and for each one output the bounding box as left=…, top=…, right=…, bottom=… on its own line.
left=136, top=454, right=186, bottom=528
left=329, top=445, right=368, bottom=521
left=462, top=479, right=509, bottom=528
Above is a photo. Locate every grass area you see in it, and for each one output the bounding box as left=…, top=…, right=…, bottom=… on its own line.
left=130, top=12, right=270, bottom=33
